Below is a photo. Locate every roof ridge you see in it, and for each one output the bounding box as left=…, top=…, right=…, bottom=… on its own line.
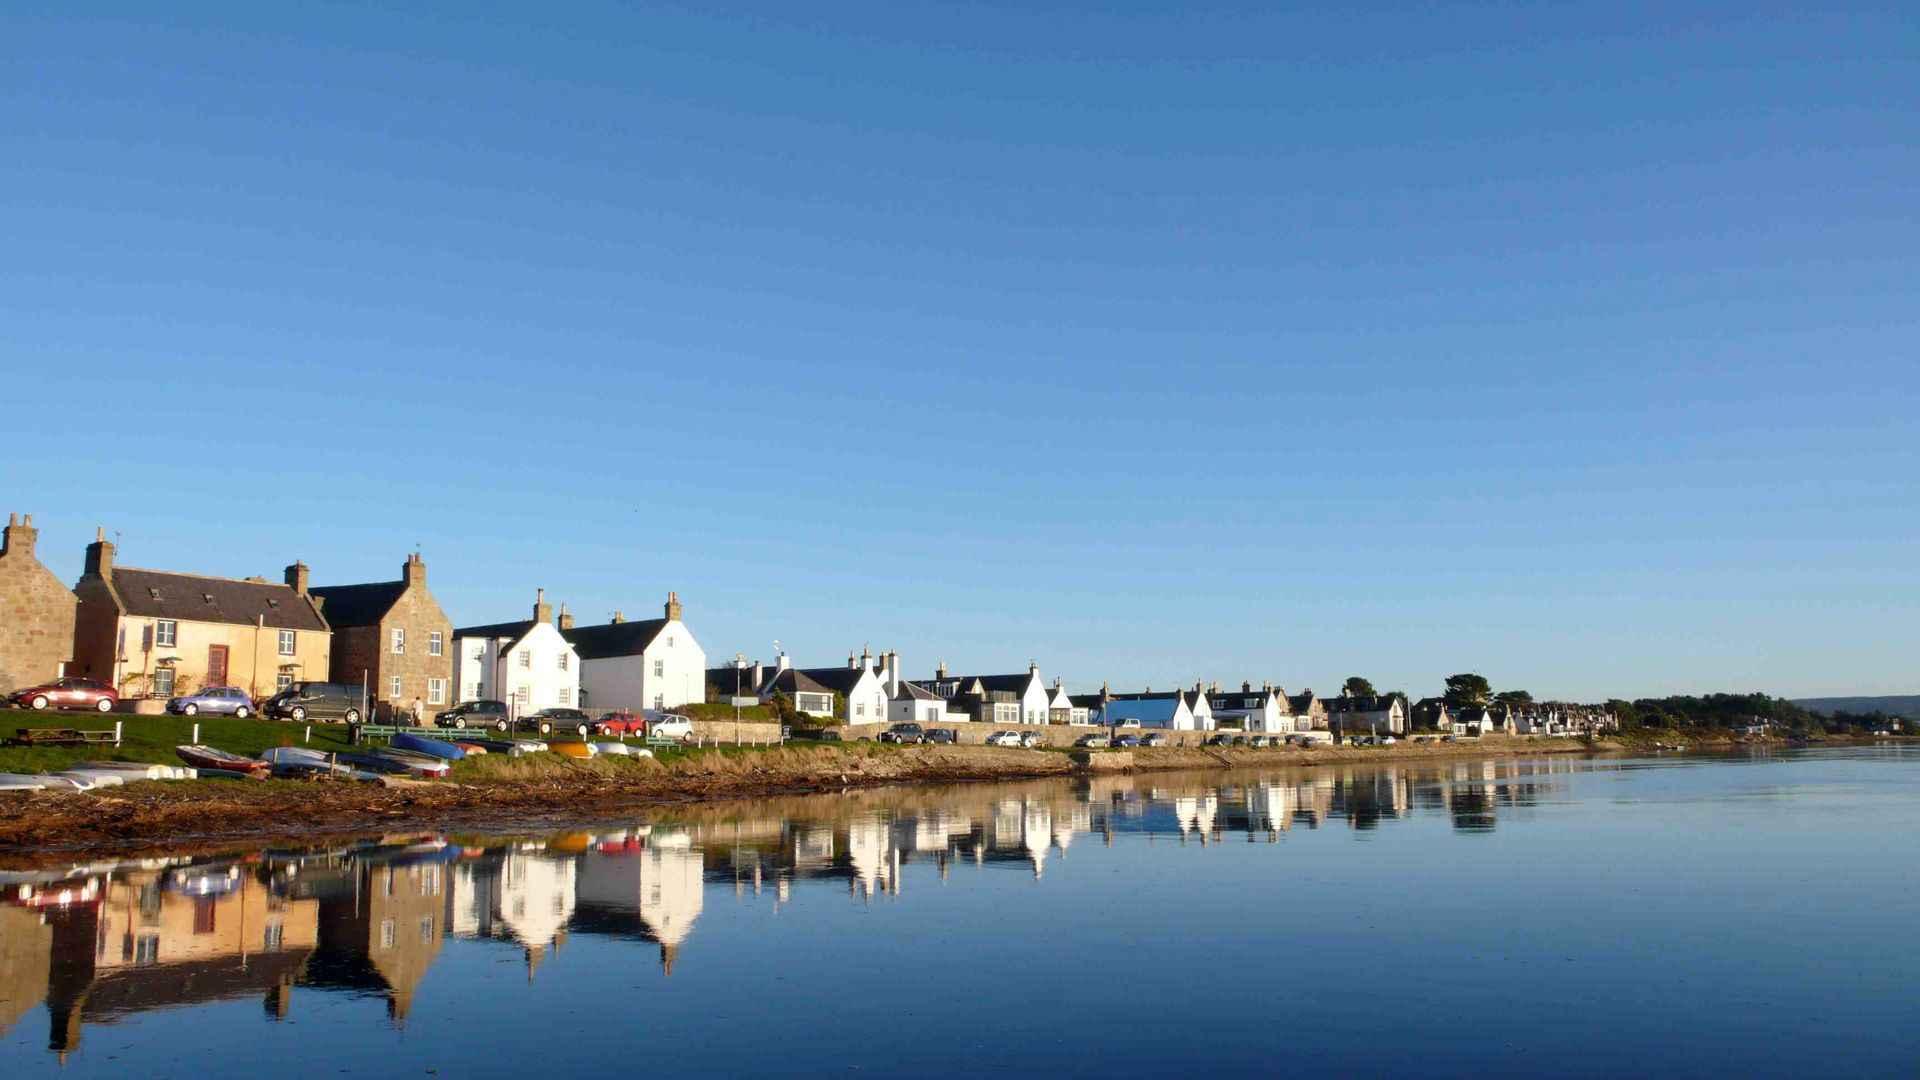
left=116, top=565, right=298, bottom=586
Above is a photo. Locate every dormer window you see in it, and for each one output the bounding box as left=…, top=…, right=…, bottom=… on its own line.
left=267, top=598, right=280, bottom=608
left=148, top=587, right=162, bottom=599
left=203, top=593, right=215, bottom=604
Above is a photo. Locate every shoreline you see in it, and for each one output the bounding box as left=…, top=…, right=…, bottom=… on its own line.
left=0, top=734, right=1889, bottom=860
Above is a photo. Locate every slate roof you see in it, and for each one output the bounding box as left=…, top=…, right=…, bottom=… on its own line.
left=308, top=581, right=406, bottom=629
left=1324, top=695, right=1402, bottom=715
left=766, top=666, right=872, bottom=697
left=892, top=681, right=941, bottom=702
left=561, top=618, right=670, bottom=660
left=452, top=619, right=538, bottom=642
left=106, top=567, right=328, bottom=632
left=1067, top=693, right=1106, bottom=709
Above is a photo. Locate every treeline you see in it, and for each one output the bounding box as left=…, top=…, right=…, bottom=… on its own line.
left=1604, top=693, right=1902, bottom=734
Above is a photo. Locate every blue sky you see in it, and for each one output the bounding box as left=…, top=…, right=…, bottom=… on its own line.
left=3, top=3, right=1914, bottom=701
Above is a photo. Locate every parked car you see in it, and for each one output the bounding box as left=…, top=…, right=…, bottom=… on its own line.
left=1230, top=736, right=1250, bottom=747
left=1019, top=731, right=1044, bottom=748
left=1206, top=734, right=1235, bottom=746
left=985, top=730, right=1022, bottom=747
left=1142, top=732, right=1168, bottom=747
left=1441, top=735, right=1457, bottom=743
left=1073, top=733, right=1111, bottom=748
left=8, top=677, right=118, bottom=713
left=1112, top=718, right=1142, bottom=729
left=594, top=710, right=647, bottom=736
left=878, top=722, right=926, bottom=745
left=646, top=713, right=694, bottom=741
left=1112, top=734, right=1141, bottom=748
left=264, top=682, right=363, bottom=723
left=1377, top=735, right=1397, bottom=745
left=434, top=699, right=509, bottom=730
left=1249, top=735, right=1272, bottom=748
left=925, top=728, right=958, bottom=745
left=166, top=686, right=254, bottom=718
left=528, top=708, right=593, bottom=736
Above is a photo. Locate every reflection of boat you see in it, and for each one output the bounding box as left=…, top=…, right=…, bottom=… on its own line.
left=391, top=731, right=469, bottom=761
left=177, top=745, right=269, bottom=775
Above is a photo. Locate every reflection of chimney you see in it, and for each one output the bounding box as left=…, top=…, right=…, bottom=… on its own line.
left=661, top=943, right=678, bottom=977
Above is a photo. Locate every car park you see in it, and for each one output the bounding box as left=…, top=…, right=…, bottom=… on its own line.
left=8, top=677, right=118, bottom=713
left=434, top=700, right=509, bottom=730
left=878, top=722, right=926, bottom=744
left=925, top=728, right=958, bottom=745
left=1142, top=733, right=1168, bottom=747
left=166, top=686, right=254, bottom=718
left=594, top=710, right=646, bottom=736
left=985, top=730, right=1022, bottom=747
left=264, top=682, right=363, bottom=723
left=1073, top=733, right=1111, bottom=748
left=1019, top=731, right=1043, bottom=748
left=1230, top=736, right=1249, bottom=747
left=527, top=708, right=593, bottom=736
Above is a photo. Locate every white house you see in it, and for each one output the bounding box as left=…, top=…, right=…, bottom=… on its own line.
left=1047, top=679, right=1091, bottom=725
left=1097, top=688, right=1212, bottom=731
left=912, top=662, right=1056, bottom=726
left=1447, top=705, right=1496, bottom=737
left=560, top=592, right=706, bottom=713
left=1323, top=693, right=1409, bottom=736
left=1206, top=682, right=1295, bottom=734
left=452, top=590, right=582, bottom=716
left=764, top=649, right=893, bottom=723
left=889, top=679, right=947, bottom=725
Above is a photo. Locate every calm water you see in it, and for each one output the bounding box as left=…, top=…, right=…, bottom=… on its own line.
left=1, top=747, right=1915, bottom=1078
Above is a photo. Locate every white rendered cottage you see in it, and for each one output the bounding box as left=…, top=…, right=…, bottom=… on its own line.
left=764, top=649, right=893, bottom=723
left=560, top=592, right=707, bottom=713
left=912, top=662, right=1056, bottom=725
left=1206, top=682, right=1295, bottom=734
left=452, top=590, right=581, bottom=715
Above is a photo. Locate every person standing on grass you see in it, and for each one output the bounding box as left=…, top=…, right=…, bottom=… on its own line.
left=411, top=697, right=424, bottom=726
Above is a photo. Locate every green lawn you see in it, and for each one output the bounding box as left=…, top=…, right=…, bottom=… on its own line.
left=0, top=708, right=358, bottom=775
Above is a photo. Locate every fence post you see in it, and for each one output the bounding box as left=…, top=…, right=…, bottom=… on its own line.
left=115, top=721, right=123, bottom=747
left=191, top=722, right=199, bottom=745
left=304, top=725, right=312, bottom=744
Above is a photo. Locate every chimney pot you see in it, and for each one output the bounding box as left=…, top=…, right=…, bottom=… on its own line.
left=612, top=611, right=625, bottom=624
left=665, top=591, right=683, bottom=621
left=284, top=561, right=309, bottom=595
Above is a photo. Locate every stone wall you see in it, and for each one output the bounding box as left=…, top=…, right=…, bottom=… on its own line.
left=0, top=516, right=78, bottom=694
left=821, top=721, right=1242, bottom=749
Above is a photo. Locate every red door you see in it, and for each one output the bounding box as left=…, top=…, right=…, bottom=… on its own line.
left=206, top=645, right=229, bottom=688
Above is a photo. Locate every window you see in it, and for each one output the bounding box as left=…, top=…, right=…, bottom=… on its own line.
left=278, top=630, right=296, bottom=656
left=518, top=650, right=530, bottom=669
left=382, top=676, right=398, bottom=698
left=653, top=659, right=664, bottom=677
left=515, top=687, right=530, bottom=707
left=557, top=687, right=572, bottom=705
left=276, top=673, right=293, bottom=692
left=379, top=919, right=396, bottom=950
left=428, top=678, right=446, bottom=705
left=557, top=652, right=569, bottom=671
left=666, top=635, right=674, bottom=647
left=419, top=916, right=435, bottom=944
left=134, top=934, right=160, bottom=965
left=264, top=923, right=284, bottom=951
left=155, top=620, right=177, bottom=648
left=154, top=667, right=175, bottom=696
left=391, top=628, right=406, bottom=654
left=856, top=702, right=865, bottom=718
left=429, top=631, right=443, bottom=656
left=117, top=626, right=126, bottom=658
left=652, top=693, right=664, bottom=710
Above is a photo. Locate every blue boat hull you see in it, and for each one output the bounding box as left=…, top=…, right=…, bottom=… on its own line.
left=391, top=731, right=468, bottom=761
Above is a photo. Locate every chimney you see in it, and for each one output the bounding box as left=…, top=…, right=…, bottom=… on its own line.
left=848, top=650, right=858, bottom=670
left=1054, top=676, right=1063, bottom=689
left=1, top=513, right=36, bottom=560
left=402, top=552, right=426, bottom=587
left=884, top=651, right=900, bottom=696
left=664, top=591, right=682, bottom=622
left=83, top=526, right=115, bottom=578
left=861, top=646, right=873, bottom=672
left=558, top=602, right=573, bottom=631
left=1029, top=661, right=1039, bottom=676
left=1243, top=680, right=1252, bottom=693
left=751, top=660, right=764, bottom=688
left=612, top=611, right=625, bottom=624
left=776, top=652, right=790, bottom=673
left=533, top=588, right=552, bottom=626
left=937, top=661, right=948, bottom=679
left=284, top=560, right=309, bottom=595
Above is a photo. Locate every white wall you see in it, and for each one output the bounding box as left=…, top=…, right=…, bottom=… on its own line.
left=577, top=619, right=707, bottom=712
left=453, top=624, right=580, bottom=713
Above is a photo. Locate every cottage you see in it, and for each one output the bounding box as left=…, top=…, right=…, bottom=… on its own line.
left=889, top=679, right=947, bottom=725
left=1097, top=687, right=1211, bottom=731
left=1322, top=692, right=1408, bottom=736
left=1287, top=690, right=1330, bottom=731
left=0, top=514, right=77, bottom=694
left=561, top=593, right=707, bottom=713
left=1048, top=679, right=1091, bottom=725
left=911, top=662, right=1055, bottom=726
left=69, top=530, right=331, bottom=700
left=310, top=554, right=454, bottom=721
left=1445, top=705, right=1496, bottom=737
left=451, top=590, right=581, bottom=715
left=762, top=649, right=891, bottom=723
left=1206, top=681, right=1296, bottom=734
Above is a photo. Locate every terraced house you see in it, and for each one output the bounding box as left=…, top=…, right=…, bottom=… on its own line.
left=0, top=513, right=77, bottom=694
left=311, top=554, right=454, bottom=721
left=451, top=590, right=580, bottom=716
left=69, top=529, right=331, bottom=700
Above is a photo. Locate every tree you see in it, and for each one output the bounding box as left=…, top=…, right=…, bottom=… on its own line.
left=1493, top=689, right=1533, bottom=709
left=1341, top=676, right=1377, bottom=699
left=1444, top=673, right=1491, bottom=707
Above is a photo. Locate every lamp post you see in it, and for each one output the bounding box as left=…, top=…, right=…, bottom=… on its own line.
left=734, top=653, right=745, bottom=745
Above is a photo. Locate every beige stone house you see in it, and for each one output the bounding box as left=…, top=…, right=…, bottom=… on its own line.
left=70, top=530, right=331, bottom=701
left=312, top=553, right=454, bottom=721
left=0, top=513, right=78, bottom=693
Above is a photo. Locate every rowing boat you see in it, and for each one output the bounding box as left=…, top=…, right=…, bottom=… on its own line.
left=391, top=731, right=469, bottom=761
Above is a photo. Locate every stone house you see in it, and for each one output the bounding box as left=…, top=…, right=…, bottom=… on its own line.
left=311, top=554, right=454, bottom=722
left=1206, top=681, right=1297, bottom=734
left=1323, top=692, right=1409, bottom=736
left=0, top=513, right=78, bottom=693
left=69, top=529, right=331, bottom=700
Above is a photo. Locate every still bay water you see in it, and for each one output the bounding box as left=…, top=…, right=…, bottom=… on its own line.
left=1, top=746, right=1915, bottom=1078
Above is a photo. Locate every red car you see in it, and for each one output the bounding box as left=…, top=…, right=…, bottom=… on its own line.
left=594, top=711, right=646, bottom=736
left=9, top=677, right=119, bottom=713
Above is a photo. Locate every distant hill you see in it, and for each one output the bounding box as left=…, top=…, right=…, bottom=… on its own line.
left=1792, top=695, right=1920, bottom=718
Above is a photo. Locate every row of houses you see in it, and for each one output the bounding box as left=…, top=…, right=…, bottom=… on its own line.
left=0, top=515, right=704, bottom=720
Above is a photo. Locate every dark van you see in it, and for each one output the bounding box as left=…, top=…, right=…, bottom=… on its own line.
left=264, top=682, right=365, bottom=723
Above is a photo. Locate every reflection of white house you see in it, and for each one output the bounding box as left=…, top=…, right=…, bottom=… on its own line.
left=1174, top=795, right=1219, bottom=838
left=846, top=816, right=898, bottom=900
left=638, top=834, right=705, bottom=976
left=493, top=848, right=577, bottom=976
left=452, top=591, right=581, bottom=714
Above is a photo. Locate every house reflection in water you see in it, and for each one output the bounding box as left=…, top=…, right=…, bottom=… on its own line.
left=451, top=845, right=577, bottom=978
left=572, top=829, right=705, bottom=975
left=302, top=852, right=448, bottom=1023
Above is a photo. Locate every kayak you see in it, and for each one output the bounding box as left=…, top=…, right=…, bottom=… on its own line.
left=365, top=747, right=452, bottom=779
left=177, top=745, right=270, bottom=774
left=391, top=731, right=468, bottom=761
left=549, top=742, right=597, bottom=759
